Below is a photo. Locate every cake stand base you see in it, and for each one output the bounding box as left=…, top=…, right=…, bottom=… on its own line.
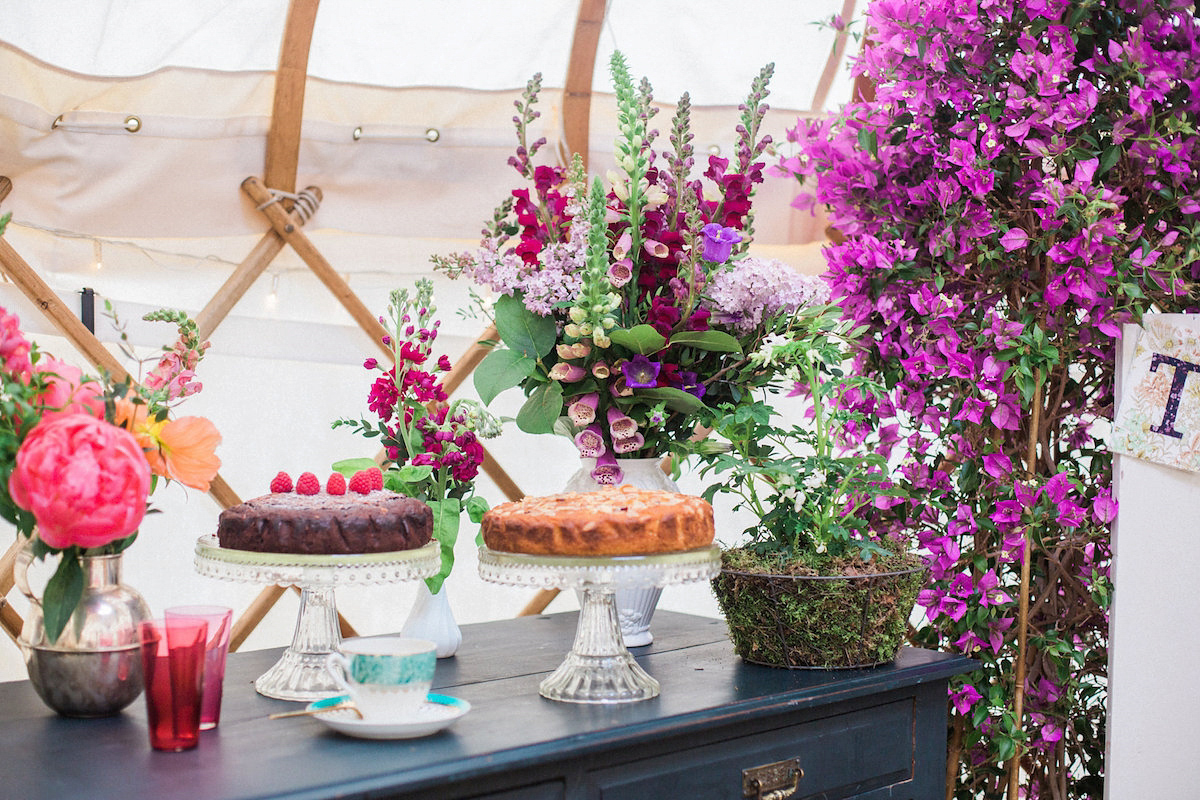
left=539, top=586, right=659, bottom=703
left=254, top=586, right=342, bottom=702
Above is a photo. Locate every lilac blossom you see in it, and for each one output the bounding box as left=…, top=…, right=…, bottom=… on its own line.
left=704, top=258, right=831, bottom=335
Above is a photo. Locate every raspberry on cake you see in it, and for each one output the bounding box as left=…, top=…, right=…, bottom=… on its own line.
left=481, top=484, right=715, bottom=557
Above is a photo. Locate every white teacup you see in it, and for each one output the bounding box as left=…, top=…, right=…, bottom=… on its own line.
left=325, top=636, right=437, bottom=720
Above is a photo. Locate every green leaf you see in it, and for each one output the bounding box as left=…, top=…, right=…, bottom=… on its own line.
left=669, top=330, right=743, bottom=354
left=393, top=464, right=434, bottom=484
left=473, top=348, right=538, bottom=406
left=857, top=127, right=878, bottom=158
left=636, top=386, right=707, bottom=414
left=332, top=457, right=378, bottom=476
left=464, top=495, right=490, bottom=524
left=425, top=498, right=462, bottom=594
left=43, top=551, right=84, bottom=645
left=493, top=294, right=556, bottom=358
left=516, top=381, right=564, bottom=434
left=608, top=325, right=668, bottom=355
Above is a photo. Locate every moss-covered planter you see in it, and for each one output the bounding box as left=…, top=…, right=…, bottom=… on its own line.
left=712, top=549, right=928, bottom=669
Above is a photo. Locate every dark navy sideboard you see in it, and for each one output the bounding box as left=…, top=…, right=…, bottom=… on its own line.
left=0, top=611, right=975, bottom=799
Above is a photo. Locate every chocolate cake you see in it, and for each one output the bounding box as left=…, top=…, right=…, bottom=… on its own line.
left=481, top=484, right=714, bottom=557
left=216, top=489, right=433, bottom=555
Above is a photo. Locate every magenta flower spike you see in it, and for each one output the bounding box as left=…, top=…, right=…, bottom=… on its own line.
left=573, top=424, right=606, bottom=459
left=568, top=393, right=600, bottom=426
left=700, top=223, right=742, bottom=263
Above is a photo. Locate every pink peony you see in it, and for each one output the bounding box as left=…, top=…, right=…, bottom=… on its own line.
left=33, top=357, right=105, bottom=419
left=9, top=413, right=151, bottom=550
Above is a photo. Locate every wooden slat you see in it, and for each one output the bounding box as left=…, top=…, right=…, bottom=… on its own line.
left=0, top=238, right=129, bottom=380
left=0, top=176, right=12, bottom=204
left=810, top=0, right=859, bottom=112
left=196, top=231, right=288, bottom=342
left=265, top=0, right=321, bottom=195
left=230, top=585, right=287, bottom=653
left=562, top=0, right=607, bottom=168
left=0, top=601, right=22, bottom=643
left=441, top=325, right=498, bottom=397
left=242, top=177, right=391, bottom=358
left=517, top=588, right=560, bottom=617
left=0, top=537, right=21, bottom=598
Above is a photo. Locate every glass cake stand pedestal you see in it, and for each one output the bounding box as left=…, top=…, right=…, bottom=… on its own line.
left=477, top=545, right=721, bottom=704
left=194, top=535, right=440, bottom=702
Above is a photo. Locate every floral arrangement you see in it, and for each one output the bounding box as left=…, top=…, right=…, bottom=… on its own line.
left=779, top=0, right=1200, bottom=796
left=333, top=278, right=501, bottom=593
left=0, top=301, right=221, bottom=643
left=435, top=52, right=827, bottom=484
left=696, top=305, right=909, bottom=570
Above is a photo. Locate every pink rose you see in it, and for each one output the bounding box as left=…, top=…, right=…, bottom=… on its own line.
left=34, top=357, right=105, bottom=419
left=9, top=413, right=151, bottom=549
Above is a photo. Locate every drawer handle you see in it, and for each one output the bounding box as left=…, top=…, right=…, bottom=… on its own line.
left=743, top=757, right=803, bottom=800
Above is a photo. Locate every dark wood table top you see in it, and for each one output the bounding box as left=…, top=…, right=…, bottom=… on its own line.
left=0, top=611, right=975, bottom=800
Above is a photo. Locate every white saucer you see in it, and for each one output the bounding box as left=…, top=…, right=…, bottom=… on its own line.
left=306, top=693, right=470, bottom=740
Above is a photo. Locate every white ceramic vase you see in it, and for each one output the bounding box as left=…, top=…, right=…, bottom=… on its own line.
left=564, top=456, right=677, bottom=647
left=401, top=581, right=462, bottom=658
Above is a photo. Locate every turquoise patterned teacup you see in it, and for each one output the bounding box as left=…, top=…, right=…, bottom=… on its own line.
left=325, top=636, right=436, bottom=720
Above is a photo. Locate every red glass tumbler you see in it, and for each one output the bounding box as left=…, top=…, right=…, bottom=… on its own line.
left=139, top=617, right=208, bottom=751
left=165, top=605, right=232, bottom=730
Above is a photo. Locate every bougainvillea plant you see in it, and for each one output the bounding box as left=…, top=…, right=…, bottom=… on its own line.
left=780, top=1, right=1200, bottom=797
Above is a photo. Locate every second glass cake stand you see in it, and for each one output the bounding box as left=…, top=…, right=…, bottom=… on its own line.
left=194, top=535, right=439, bottom=701
left=478, top=545, right=721, bottom=703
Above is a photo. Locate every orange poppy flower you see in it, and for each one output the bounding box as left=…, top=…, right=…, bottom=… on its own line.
left=114, top=398, right=221, bottom=491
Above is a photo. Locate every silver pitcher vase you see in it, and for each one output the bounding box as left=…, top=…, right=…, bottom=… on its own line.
left=14, top=539, right=151, bottom=717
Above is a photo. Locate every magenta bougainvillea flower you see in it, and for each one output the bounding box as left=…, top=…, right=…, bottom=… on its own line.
left=782, top=0, right=1200, bottom=795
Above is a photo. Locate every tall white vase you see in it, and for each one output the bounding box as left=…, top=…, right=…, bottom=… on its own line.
left=401, top=582, right=462, bottom=658
left=564, top=456, right=678, bottom=647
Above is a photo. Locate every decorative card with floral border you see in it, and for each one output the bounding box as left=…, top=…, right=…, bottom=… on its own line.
left=1110, top=315, right=1200, bottom=473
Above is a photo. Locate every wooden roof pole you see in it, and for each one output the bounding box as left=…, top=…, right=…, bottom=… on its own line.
left=265, top=0, right=320, bottom=195
left=562, top=0, right=607, bottom=169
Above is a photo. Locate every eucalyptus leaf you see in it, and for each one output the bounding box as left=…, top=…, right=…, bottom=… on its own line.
left=635, top=386, right=707, bottom=414
left=43, top=551, right=84, bottom=645
left=516, top=381, right=564, bottom=434
left=608, top=325, right=667, bottom=355
left=473, top=348, right=538, bottom=406
left=669, top=330, right=743, bottom=354
left=493, top=294, right=556, bottom=358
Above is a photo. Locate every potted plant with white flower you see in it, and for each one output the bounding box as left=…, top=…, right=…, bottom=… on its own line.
left=700, top=305, right=926, bottom=668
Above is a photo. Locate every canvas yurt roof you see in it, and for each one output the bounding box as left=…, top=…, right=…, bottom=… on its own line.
left=0, top=1, right=858, bottom=679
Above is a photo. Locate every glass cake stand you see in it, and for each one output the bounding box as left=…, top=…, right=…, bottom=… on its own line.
left=477, top=545, right=721, bottom=704
left=194, top=535, right=440, bottom=701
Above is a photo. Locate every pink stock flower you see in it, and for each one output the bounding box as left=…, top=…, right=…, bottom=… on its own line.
left=9, top=413, right=150, bottom=550
left=33, top=357, right=105, bottom=419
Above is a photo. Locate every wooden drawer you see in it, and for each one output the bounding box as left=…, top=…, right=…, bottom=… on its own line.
left=462, top=781, right=565, bottom=800
left=589, top=698, right=916, bottom=800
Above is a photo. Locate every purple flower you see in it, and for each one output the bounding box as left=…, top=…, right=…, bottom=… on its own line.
left=700, top=223, right=742, bottom=263
left=612, top=432, right=645, bottom=454
left=591, top=450, right=623, bottom=484
left=621, top=355, right=661, bottom=388
left=606, top=406, right=639, bottom=438
left=678, top=370, right=706, bottom=399
left=573, top=424, right=606, bottom=459
left=548, top=362, right=587, bottom=382
left=568, top=393, right=600, bottom=426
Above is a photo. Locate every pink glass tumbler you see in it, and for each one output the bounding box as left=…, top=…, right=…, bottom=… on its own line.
left=139, top=617, right=207, bottom=751
left=166, top=605, right=233, bottom=730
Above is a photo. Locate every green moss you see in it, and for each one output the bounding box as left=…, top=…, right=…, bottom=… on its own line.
left=712, top=547, right=927, bottom=669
